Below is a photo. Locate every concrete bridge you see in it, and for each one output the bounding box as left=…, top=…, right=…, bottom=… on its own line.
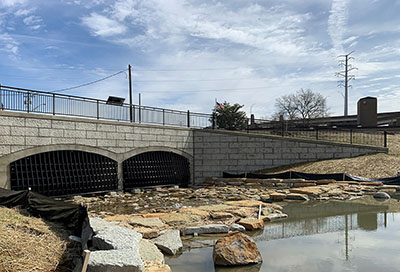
left=0, top=111, right=387, bottom=196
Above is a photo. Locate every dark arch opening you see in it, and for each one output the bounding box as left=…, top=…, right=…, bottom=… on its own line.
left=10, top=150, right=118, bottom=196
left=123, top=151, right=190, bottom=190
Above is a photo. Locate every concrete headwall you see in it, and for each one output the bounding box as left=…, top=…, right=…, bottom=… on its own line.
left=0, top=111, right=193, bottom=189
left=192, top=130, right=387, bottom=183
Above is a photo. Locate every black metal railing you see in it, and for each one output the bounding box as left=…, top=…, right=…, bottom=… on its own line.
left=0, top=85, right=211, bottom=128
left=249, top=127, right=388, bottom=147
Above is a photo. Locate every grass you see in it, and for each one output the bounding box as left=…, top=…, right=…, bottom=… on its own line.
left=0, top=207, right=76, bottom=272
left=258, top=153, right=400, bottom=179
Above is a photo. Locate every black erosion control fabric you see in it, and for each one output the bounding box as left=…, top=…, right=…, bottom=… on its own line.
left=223, top=171, right=400, bottom=185
left=0, top=188, right=93, bottom=247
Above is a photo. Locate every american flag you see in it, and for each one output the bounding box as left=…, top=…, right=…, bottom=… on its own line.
left=216, top=101, right=224, bottom=109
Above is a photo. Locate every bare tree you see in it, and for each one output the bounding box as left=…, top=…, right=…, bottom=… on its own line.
left=275, top=94, right=298, bottom=120
left=275, top=89, right=329, bottom=123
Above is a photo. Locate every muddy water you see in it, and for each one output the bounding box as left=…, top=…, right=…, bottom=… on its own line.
left=166, top=198, right=400, bottom=272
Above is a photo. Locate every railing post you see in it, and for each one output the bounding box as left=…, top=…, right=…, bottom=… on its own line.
left=384, top=130, right=387, bottom=148
left=187, top=110, right=190, bottom=128
left=52, top=94, right=55, bottom=115
left=162, top=109, right=165, bottom=126
left=26, top=91, right=30, bottom=113
left=139, top=105, right=141, bottom=124
left=350, top=129, right=353, bottom=144
left=246, top=118, right=249, bottom=133
left=212, top=113, right=216, bottom=129
left=96, top=100, right=99, bottom=120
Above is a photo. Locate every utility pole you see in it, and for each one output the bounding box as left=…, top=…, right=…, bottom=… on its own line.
left=336, top=51, right=357, bottom=116
left=128, top=64, right=133, bottom=122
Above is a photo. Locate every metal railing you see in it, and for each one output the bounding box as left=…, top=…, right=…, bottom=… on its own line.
left=0, top=85, right=212, bottom=128
left=249, top=127, right=388, bottom=147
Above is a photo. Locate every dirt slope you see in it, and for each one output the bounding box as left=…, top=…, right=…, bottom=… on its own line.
left=259, top=153, right=400, bottom=179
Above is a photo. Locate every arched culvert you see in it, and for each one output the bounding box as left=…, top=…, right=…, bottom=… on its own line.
left=10, top=150, right=118, bottom=196
left=122, top=151, right=190, bottom=190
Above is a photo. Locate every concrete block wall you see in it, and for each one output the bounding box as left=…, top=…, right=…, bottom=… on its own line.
left=193, top=129, right=387, bottom=184
left=0, top=111, right=193, bottom=189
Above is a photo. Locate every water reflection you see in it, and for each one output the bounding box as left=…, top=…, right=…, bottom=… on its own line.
left=166, top=199, right=400, bottom=272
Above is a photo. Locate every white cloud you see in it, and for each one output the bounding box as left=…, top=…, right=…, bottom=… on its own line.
left=0, top=0, right=26, bottom=7
left=22, top=15, right=42, bottom=29
left=14, top=8, right=34, bottom=16
left=82, top=12, right=127, bottom=37
left=0, top=33, right=19, bottom=55
left=328, top=0, right=350, bottom=53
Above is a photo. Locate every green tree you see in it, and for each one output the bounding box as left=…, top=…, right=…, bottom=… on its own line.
left=211, top=101, right=247, bottom=130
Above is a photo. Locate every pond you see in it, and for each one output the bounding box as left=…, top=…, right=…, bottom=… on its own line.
left=165, top=198, right=400, bottom=272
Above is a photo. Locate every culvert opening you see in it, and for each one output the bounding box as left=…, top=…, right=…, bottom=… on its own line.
left=10, top=150, right=118, bottom=196
left=122, top=151, right=190, bottom=190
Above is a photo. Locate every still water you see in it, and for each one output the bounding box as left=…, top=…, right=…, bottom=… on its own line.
left=166, top=199, right=400, bottom=272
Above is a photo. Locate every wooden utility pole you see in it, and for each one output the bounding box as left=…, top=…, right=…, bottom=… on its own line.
left=336, top=52, right=357, bottom=116
left=128, top=64, right=133, bottom=122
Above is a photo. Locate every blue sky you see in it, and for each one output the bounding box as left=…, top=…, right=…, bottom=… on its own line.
left=1, top=0, right=400, bottom=118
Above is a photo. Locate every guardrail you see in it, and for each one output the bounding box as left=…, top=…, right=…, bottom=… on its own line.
left=0, top=85, right=212, bottom=128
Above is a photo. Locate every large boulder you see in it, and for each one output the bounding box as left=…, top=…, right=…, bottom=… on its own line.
left=129, top=217, right=165, bottom=229
left=183, top=224, right=229, bottom=235
left=88, top=249, right=144, bottom=272
left=139, top=239, right=164, bottom=265
left=92, top=224, right=142, bottom=250
left=152, top=230, right=182, bottom=255
left=213, top=232, right=262, bottom=266
left=237, top=218, right=264, bottom=231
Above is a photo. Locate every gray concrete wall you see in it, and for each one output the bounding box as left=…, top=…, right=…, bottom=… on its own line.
left=192, top=129, right=387, bottom=183
left=0, top=111, right=387, bottom=190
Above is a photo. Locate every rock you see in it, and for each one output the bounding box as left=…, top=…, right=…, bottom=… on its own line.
left=226, top=200, right=265, bottom=207
left=89, top=217, right=117, bottom=233
left=213, top=232, right=262, bottom=266
left=210, top=212, right=233, bottom=219
left=160, top=213, right=201, bottom=226
left=230, top=223, right=246, bottom=232
left=73, top=195, right=83, bottom=200
left=264, top=213, right=288, bottom=221
left=292, top=182, right=317, bottom=187
left=290, top=186, right=326, bottom=196
left=129, top=217, right=165, bottom=229
left=316, top=179, right=336, bottom=185
left=183, top=224, right=230, bottom=235
left=110, top=191, right=118, bottom=197
left=269, top=192, right=286, bottom=201
left=362, top=182, right=384, bottom=186
left=132, top=188, right=142, bottom=194
left=139, top=239, right=164, bottom=264
left=144, top=262, right=171, bottom=272
left=282, top=178, right=306, bottom=183
left=285, top=193, right=310, bottom=201
left=261, top=207, right=274, bottom=216
left=373, top=191, right=391, bottom=199
left=88, top=249, right=144, bottom=272
left=237, top=218, right=264, bottom=231
left=179, top=207, right=210, bottom=218
left=92, top=224, right=142, bottom=250
left=152, top=230, right=182, bottom=255
left=133, top=227, right=160, bottom=239
left=228, top=207, right=256, bottom=218
left=260, top=194, right=270, bottom=202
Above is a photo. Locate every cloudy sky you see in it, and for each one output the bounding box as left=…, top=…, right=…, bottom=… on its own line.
left=1, top=0, right=400, bottom=118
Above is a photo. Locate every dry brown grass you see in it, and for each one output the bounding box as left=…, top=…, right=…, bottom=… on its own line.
left=259, top=153, right=400, bottom=179
left=0, top=207, right=72, bottom=272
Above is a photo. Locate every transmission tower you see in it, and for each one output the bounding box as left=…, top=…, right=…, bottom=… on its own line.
left=336, top=51, right=357, bottom=116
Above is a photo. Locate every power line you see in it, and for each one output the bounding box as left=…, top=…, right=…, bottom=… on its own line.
left=52, top=69, right=128, bottom=93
